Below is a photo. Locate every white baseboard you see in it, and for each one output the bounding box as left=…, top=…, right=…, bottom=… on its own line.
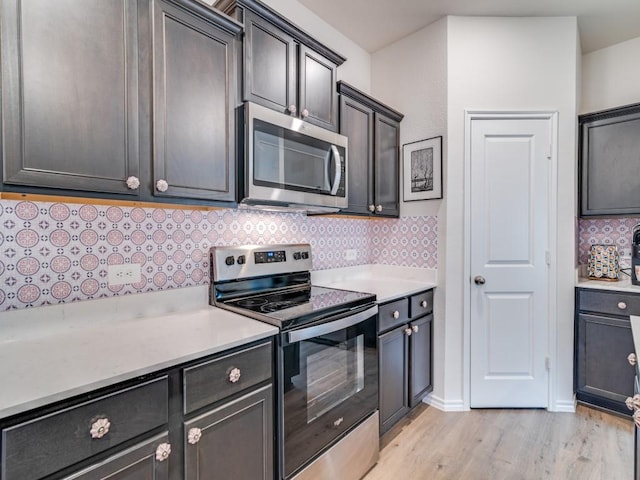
left=550, top=398, right=577, bottom=413
left=422, top=394, right=467, bottom=412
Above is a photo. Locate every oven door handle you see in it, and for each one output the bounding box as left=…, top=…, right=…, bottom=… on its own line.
left=287, top=305, right=378, bottom=344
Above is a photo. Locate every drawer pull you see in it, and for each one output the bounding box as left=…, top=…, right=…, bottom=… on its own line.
left=404, top=327, right=412, bottom=337
left=420, top=300, right=428, bottom=308
left=89, top=418, right=111, bottom=439
left=412, top=325, right=419, bottom=333
left=155, top=443, right=171, bottom=462
left=618, top=301, right=628, bottom=310
left=626, top=395, right=640, bottom=411
left=187, top=427, right=202, bottom=445
left=629, top=353, right=637, bottom=366
left=228, top=367, right=241, bottom=383
left=392, top=310, right=400, bottom=319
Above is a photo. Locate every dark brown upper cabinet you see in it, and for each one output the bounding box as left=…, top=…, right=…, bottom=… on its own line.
left=216, top=0, right=345, bottom=132
left=151, top=0, right=240, bottom=202
left=579, top=102, right=640, bottom=217
left=338, top=81, right=403, bottom=218
left=1, top=0, right=242, bottom=206
left=1, top=0, right=141, bottom=196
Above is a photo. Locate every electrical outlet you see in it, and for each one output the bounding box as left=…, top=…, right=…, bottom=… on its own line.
left=108, top=263, right=141, bottom=286
left=345, top=249, right=357, bottom=261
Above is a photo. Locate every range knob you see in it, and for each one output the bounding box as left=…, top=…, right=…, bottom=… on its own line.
left=301, top=252, right=309, bottom=260
left=225, top=255, right=235, bottom=266
left=237, top=255, right=246, bottom=265
left=293, top=252, right=302, bottom=260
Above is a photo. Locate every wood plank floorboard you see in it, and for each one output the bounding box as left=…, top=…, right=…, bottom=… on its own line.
left=364, top=404, right=633, bottom=480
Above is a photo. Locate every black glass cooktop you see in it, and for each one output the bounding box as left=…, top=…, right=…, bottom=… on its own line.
left=220, top=285, right=375, bottom=330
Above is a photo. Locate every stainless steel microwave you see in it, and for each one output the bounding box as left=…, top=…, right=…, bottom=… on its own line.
left=239, top=102, right=348, bottom=213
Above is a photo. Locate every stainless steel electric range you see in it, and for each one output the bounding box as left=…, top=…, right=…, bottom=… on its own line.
left=210, top=244, right=379, bottom=480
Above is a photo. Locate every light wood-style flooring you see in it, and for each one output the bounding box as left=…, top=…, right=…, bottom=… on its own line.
left=364, top=404, right=633, bottom=480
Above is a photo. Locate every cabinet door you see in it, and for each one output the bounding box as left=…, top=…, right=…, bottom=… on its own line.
left=339, top=96, right=374, bottom=215
left=1, top=0, right=140, bottom=195
left=184, top=385, right=273, bottom=480
left=152, top=0, right=237, bottom=201
left=374, top=113, right=400, bottom=217
left=298, top=44, right=338, bottom=132
left=576, top=312, right=635, bottom=415
left=379, top=325, right=409, bottom=434
left=409, top=314, right=433, bottom=407
left=63, top=433, right=170, bottom=480
left=243, top=11, right=296, bottom=115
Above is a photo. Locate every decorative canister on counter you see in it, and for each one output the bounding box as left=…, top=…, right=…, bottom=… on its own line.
left=587, top=244, right=620, bottom=281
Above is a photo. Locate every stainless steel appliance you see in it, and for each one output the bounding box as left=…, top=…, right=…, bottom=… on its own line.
left=239, top=102, right=348, bottom=213
left=210, top=244, right=379, bottom=480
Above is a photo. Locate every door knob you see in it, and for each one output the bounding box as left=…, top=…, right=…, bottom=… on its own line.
left=474, top=275, right=486, bottom=285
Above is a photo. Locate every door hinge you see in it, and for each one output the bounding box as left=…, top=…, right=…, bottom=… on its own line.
left=545, top=250, right=551, bottom=266
left=545, top=357, right=550, bottom=371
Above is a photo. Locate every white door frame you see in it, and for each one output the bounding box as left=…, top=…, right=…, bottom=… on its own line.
left=462, top=110, right=559, bottom=411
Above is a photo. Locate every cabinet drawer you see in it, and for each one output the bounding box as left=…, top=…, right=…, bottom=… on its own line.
left=378, top=298, right=409, bottom=333
left=578, top=289, right=640, bottom=316
left=183, top=342, right=272, bottom=414
left=410, top=290, right=433, bottom=318
left=2, top=377, right=168, bottom=480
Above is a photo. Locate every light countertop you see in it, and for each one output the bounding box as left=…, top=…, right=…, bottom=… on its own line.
left=0, top=286, right=277, bottom=419
left=576, top=275, right=640, bottom=294
left=312, top=264, right=437, bottom=303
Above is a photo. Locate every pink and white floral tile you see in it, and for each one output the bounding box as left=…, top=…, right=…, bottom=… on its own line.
left=578, top=217, right=640, bottom=266
left=0, top=199, right=438, bottom=310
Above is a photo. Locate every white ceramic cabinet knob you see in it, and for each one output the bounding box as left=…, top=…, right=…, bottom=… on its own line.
left=90, top=418, right=111, bottom=439
left=301, top=108, right=309, bottom=118
left=404, top=327, right=412, bottom=336
left=187, top=428, right=202, bottom=445
left=228, top=367, right=241, bottom=383
left=412, top=325, right=419, bottom=333
left=156, top=179, right=169, bottom=192
left=368, top=204, right=375, bottom=212
left=392, top=310, right=400, bottom=319
left=634, top=410, right=640, bottom=429
left=626, top=394, right=640, bottom=411
left=155, top=443, right=171, bottom=462
left=421, top=300, right=428, bottom=308
left=126, top=176, right=140, bottom=190
left=618, top=301, right=628, bottom=310
left=629, top=353, right=637, bottom=366
left=288, top=104, right=297, bottom=115
left=375, top=205, right=383, bottom=212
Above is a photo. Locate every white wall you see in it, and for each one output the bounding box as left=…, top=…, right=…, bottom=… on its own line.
left=370, top=19, right=448, bottom=403
left=581, top=36, right=640, bottom=114
left=445, top=16, right=579, bottom=411
left=261, top=0, right=372, bottom=93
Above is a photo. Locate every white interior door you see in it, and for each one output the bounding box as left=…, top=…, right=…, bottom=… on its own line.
left=469, top=116, right=551, bottom=408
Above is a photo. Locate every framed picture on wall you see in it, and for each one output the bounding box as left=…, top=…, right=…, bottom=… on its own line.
left=402, top=136, right=443, bottom=201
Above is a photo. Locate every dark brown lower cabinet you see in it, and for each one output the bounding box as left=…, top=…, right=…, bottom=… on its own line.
left=575, top=288, right=636, bottom=415
left=64, top=433, right=170, bottom=480
left=379, top=324, right=409, bottom=434
left=184, top=385, right=273, bottom=479
left=378, top=289, right=434, bottom=435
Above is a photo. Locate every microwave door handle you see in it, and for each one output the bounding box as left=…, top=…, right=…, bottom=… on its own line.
left=330, top=145, right=342, bottom=196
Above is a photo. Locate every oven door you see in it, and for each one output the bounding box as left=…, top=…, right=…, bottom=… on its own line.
left=280, top=305, right=378, bottom=479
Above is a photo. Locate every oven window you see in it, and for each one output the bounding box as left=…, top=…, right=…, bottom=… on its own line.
left=306, top=334, right=364, bottom=423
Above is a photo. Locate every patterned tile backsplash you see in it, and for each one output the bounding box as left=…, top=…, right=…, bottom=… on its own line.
left=0, top=200, right=438, bottom=310
left=578, top=217, right=640, bottom=266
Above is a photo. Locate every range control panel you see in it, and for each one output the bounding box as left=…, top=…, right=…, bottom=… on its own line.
left=211, top=244, right=312, bottom=282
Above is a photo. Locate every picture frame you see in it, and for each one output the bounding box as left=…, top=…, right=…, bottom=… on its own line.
left=402, top=136, right=443, bottom=201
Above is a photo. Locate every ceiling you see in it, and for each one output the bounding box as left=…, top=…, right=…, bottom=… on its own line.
left=297, top=0, right=640, bottom=54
